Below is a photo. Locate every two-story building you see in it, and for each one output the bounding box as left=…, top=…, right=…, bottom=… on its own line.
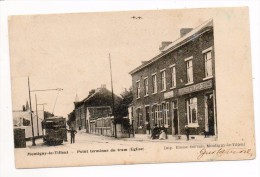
left=68, top=85, right=122, bottom=132
left=129, top=19, right=217, bottom=139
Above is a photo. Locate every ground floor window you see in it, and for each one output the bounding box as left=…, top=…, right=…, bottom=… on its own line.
left=186, top=97, right=198, bottom=127
left=158, top=104, right=163, bottom=126
left=137, top=108, right=143, bottom=128
left=162, top=102, right=170, bottom=127
left=166, top=102, right=170, bottom=127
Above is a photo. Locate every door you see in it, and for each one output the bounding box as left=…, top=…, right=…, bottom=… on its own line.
left=172, top=100, right=179, bottom=135
left=145, top=106, right=150, bottom=133
left=205, top=93, right=215, bottom=135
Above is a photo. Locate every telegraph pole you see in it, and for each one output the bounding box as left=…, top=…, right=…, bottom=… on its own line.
left=28, top=76, right=36, bottom=146
left=35, top=94, right=39, bottom=137
left=109, top=53, right=117, bottom=138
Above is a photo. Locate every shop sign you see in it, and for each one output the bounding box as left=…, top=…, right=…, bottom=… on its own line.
left=178, top=80, right=212, bottom=96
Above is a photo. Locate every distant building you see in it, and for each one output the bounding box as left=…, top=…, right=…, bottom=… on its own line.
left=13, top=102, right=44, bottom=138
left=68, top=85, right=122, bottom=132
left=129, top=19, right=217, bottom=139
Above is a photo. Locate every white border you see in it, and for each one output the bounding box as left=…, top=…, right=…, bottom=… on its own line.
left=0, top=1, right=259, bottom=177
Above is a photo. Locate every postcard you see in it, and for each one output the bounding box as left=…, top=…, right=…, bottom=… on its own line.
left=9, top=7, right=255, bottom=168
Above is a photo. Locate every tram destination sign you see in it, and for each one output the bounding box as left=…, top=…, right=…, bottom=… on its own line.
left=178, top=79, right=213, bottom=96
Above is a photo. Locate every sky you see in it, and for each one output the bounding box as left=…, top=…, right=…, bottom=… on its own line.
left=9, top=9, right=212, bottom=117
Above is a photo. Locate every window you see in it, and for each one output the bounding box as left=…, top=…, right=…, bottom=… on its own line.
left=160, top=70, right=166, bottom=91
left=144, top=77, right=148, bottom=96
left=162, top=103, right=166, bottom=125
left=161, top=102, right=170, bottom=127
left=151, top=105, right=155, bottom=124
left=158, top=104, right=163, bottom=125
left=170, top=66, right=176, bottom=88
left=136, top=81, right=140, bottom=98
left=166, top=102, right=170, bottom=126
left=137, top=108, right=143, bottom=127
left=186, top=97, right=198, bottom=127
left=152, top=74, right=157, bottom=94
left=186, top=59, right=193, bottom=83
left=155, top=105, right=158, bottom=125
left=204, top=50, right=213, bottom=77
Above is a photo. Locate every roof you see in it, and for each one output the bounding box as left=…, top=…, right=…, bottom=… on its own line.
left=129, top=19, right=213, bottom=75
left=74, top=87, right=122, bottom=108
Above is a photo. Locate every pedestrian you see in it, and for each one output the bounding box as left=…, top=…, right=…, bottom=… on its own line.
left=69, top=128, right=77, bottom=144
left=160, top=125, right=168, bottom=139
left=151, top=124, right=160, bottom=139
left=185, top=125, right=190, bottom=141
left=146, top=122, right=151, bottom=135
left=159, top=130, right=166, bottom=140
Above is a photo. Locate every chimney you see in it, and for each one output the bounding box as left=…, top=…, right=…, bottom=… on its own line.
left=180, top=28, right=193, bottom=37
left=89, top=89, right=95, bottom=96
left=101, top=84, right=106, bottom=89
left=159, top=41, right=172, bottom=51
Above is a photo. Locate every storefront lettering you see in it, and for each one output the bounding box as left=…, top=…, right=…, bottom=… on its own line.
left=178, top=80, right=213, bottom=96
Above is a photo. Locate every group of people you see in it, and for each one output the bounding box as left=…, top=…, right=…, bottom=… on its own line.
left=151, top=124, right=167, bottom=140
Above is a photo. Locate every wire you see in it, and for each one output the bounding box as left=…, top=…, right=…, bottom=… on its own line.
left=52, top=92, right=59, bottom=115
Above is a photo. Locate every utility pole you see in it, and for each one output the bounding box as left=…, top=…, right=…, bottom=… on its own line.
left=109, top=53, right=117, bottom=138
left=35, top=94, right=39, bottom=137
left=28, top=76, right=36, bottom=146
left=43, top=104, right=45, bottom=120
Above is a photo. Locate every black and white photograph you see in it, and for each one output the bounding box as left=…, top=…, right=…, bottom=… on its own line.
left=7, top=7, right=255, bottom=168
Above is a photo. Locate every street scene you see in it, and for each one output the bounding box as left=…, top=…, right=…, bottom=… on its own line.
left=23, top=130, right=215, bottom=152
left=8, top=7, right=256, bottom=169
left=11, top=11, right=218, bottom=150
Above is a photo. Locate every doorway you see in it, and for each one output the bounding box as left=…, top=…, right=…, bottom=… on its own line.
left=205, top=93, right=215, bottom=135
left=145, top=106, right=150, bottom=134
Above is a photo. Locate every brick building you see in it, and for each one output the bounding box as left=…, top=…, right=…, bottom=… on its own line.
left=129, top=19, right=217, bottom=139
left=68, top=85, right=122, bottom=132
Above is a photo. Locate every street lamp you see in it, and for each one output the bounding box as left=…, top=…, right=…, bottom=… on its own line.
left=27, top=76, right=63, bottom=146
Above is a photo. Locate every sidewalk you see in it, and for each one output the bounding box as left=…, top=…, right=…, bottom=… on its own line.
left=128, top=133, right=216, bottom=143
left=76, top=130, right=216, bottom=143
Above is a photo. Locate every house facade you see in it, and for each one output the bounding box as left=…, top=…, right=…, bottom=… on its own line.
left=68, top=85, right=122, bottom=132
left=13, top=107, right=44, bottom=138
left=129, top=19, right=217, bottom=138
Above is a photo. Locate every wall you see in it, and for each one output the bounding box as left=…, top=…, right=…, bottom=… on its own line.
left=131, top=29, right=215, bottom=135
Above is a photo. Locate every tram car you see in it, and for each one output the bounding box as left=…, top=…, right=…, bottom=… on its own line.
left=42, top=116, right=67, bottom=145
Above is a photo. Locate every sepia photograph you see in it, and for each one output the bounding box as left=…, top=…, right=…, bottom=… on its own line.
left=8, top=7, right=255, bottom=168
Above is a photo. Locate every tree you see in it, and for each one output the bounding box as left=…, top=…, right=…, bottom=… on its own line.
left=114, top=87, right=133, bottom=119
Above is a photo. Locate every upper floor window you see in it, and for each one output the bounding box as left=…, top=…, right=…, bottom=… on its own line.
left=160, top=69, right=166, bottom=91
left=152, top=74, right=157, bottom=94
left=136, top=81, right=140, bottom=99
left=185, top=57, right=193, bottom=83
left=144, top=77, right=148, bottom=96
left=203, top=47, right=213, bottom=78
left=170, top=65, right=176, bottom=88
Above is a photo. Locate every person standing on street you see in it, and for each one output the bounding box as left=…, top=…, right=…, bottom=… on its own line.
left=185, top=125, right=190, bottom=141
left=69, top=128, right=77, bottom=144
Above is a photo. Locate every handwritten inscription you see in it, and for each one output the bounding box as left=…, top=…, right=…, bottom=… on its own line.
left=197, top=148, right=252, bottom=160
